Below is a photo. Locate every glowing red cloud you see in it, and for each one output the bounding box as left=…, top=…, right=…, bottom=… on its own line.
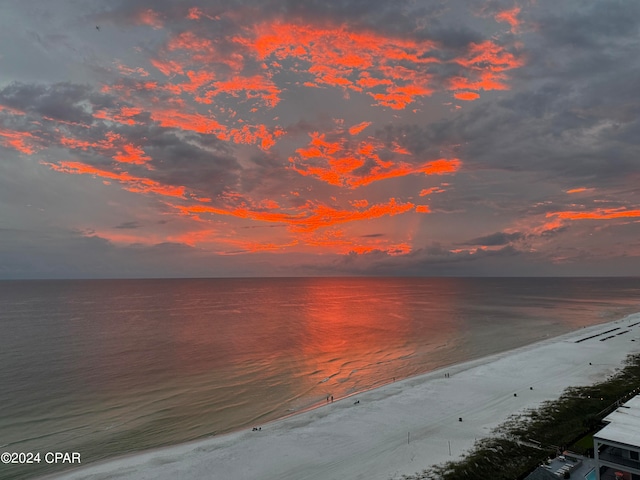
left=225, top=123, right=286, bottom=150
left=448, top=41, right=523, bottom=100
left=150, top=58, right=185, bottom=76
left=566, top=187, right=592, bottom=194
left=136, top=9, right=164, bottom=29
left=179, top=70, right=217, bottom=94
left=168, top=229, right=218, bottom=247
left=59, top=132, right=152, bottom=165
left=93, top=106, right=146, bottom=126
left=349, top=121, right=372, bottom=136
left=449, top=71, right=510, bottom=92
left=205, top=75, right=281, bottom=108
left=172, top=197, right=416, bottom=233
left=229, top=21, right=522, bottom=107
left=455, top=40, right=524, bottom=72
left=0, top=128, right=37, bottom=154
left=149, top=108, right=225, bottom=134
left=92, top=99, right=284, bottom=150
left=293, top=229, right=412, bottom=255
left=419, top=187, right=445, bottom=196
left=164, top=31, right=256, bottom=87
left=350, top=199, right=369, bottom=208
left=90, top=15, right=523, bottom=181
left=454, top=91, right=481, bottom=101
left=223, top=238, right=300, bottom=254
left=547, top=208, right=640, bottom=221
left=230, top=20, right=439, bottom=109
left=0, top=105, right=26, bottom=116
left=45, top=161, right=185, bottom=198
left=116, top=63, right=149, bottom=78
left=187, top=7, right=203, bottom=20
left=495, top=6, right=522, bottom=33
left=113, top=144, right=152, bottom=165
left=290, top=131, right=461, bottom=188
left=27, top=14, right=528, bottom=258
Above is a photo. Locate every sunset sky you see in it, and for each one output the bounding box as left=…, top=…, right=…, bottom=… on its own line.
left=1, top=0, right=639, bottom=278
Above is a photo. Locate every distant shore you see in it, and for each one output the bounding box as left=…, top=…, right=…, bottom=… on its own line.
left=47, top=313, right=640, bottom=480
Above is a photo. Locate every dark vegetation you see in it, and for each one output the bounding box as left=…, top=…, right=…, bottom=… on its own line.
left=398, top=353, right=640, bottom=480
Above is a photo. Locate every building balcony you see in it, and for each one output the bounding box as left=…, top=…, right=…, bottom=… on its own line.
left=598, top=449, right=640, bottom=472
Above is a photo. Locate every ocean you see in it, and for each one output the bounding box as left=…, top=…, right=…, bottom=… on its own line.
left=1, top=277, right=639, bottom=479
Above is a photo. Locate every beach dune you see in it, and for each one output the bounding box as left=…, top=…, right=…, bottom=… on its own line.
left=51, top=314, right=640, bottom=480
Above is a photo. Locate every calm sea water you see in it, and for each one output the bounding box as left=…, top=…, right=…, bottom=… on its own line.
left=1, top=277, right=639, bottom=479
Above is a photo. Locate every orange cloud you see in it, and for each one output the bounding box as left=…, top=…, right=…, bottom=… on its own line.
left=93, top=106, right=144, bottom=125
left=296, top=229, right=412, bottom=255
left=113, top=143, right=152, bottom=165
left=149, top=108, right=225, bottom=135
left=173, top=197, right=416, bottom=233
left=59, top=132, right=152, bottom=165
left=290, top=131, right=461, bottom=188
left=454, top=91, right=481, bottom=101
left=17, top=13, right=531, bottom=259
left=92, top=16, right=522, bottom=174
left=0, top=128, right=38, bottom=154
left=168, top=228, right=218, bottom=247
left=225, top=123, right=286, bottom=150
left=449, top=40, right=524, bottom=100
left=455, top=40, right=524, bottom=72
left=449, top=71, right=510, bottom=92
left=291, top=198, right=417, bottom=232
left=0, top=105, right=26, bottom=116
left=206, top=74, right=281, bottom=108
left=45, top=161, right=186, bottom=199
left=566, top=187, right=593, bottom=194
left=224, top=238, right=300, bottom=254
left=350, top=199, right=369, bottom=208
left=150, top=58, right=185, bottom=76
left=136, top=9, right=164, bottom=29
left=495, top=6, right=522, bottom=33
left=547, top=208, right=640, bottom=221
left=166, top=31, right=245, bottom=75
left=348, top=121, right=372, bottom=136
left=187, top=7, right=203, bottom=20
left=232, top=20, right=439, bottom=109
left=180, top=70, right=217, bottom=95
left=116, top=63, right=149, bottom=78
left=419, top=187, right=444, bottom=196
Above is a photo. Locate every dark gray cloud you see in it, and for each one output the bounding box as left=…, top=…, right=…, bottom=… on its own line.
left=0, top=80, right=247, bottom=202
left=297, top=244, right=551, bottom=277
left=0, top=227, right=257, bottom=279
left=462, top=231, right=523, bottom=246
left=0, top=82, right=110, bottom=125
left=534, top=1, right=640, bottom=51
left=98, top=0, right=424, bottom=34
left=114, top=221, right=142, bottom=229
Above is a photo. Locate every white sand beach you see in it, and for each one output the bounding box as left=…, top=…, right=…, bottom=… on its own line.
left=51, top=313, right=640, bottom=480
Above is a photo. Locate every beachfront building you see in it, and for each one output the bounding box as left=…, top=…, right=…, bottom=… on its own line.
left=594, top=395, right=640, bottom=480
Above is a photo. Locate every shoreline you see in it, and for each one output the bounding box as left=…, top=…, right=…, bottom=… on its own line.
left=46, top=312, right=640, bottom=480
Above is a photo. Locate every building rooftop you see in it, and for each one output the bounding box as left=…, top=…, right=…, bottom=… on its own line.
left=525, top=453, right=596, bottom=480
left=595, top=394, right=640, bottom=447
